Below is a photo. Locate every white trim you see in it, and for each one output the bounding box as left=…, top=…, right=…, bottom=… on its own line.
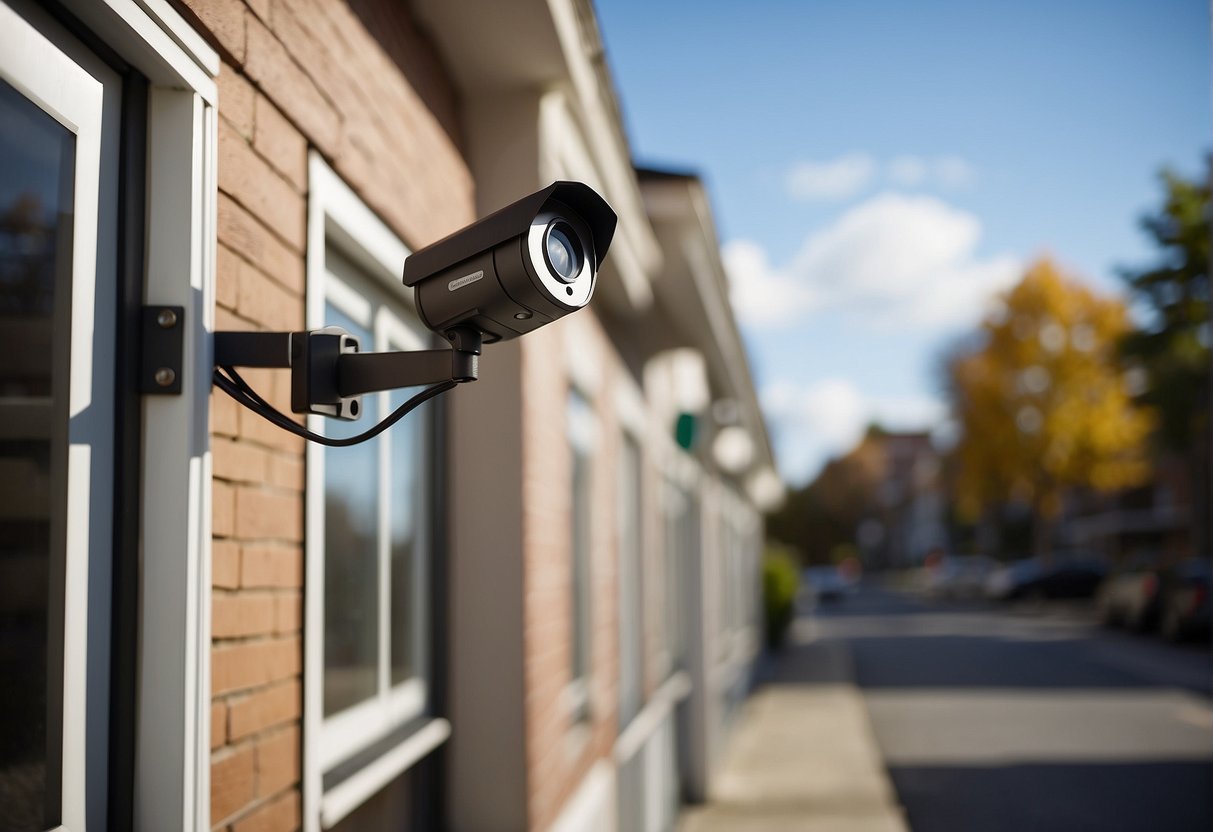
left=319, top=718, right=452, bottom=830
left=139, top=84, right=215, bottom=832
left=58, top=0, right=217, bottom=103
left=546, top=759, right=617, bottom=832
left=134, top=0, right=220, bottom=76
left=613, top=671, right=692, bottom=765
left=379, top=306, right=427, bottom=353
left=614, top=374, right=646, bottom=439
left=311, top=153, right=412, bottom=299
left=320, top=679, right=426, bottom=771
left=0, top=7, right=111, bottom=827
left=7, top=1, right=218, bottom=825
left=562, top=314, right=602, bottom=397
left=323, top=268, right=374, bottom=329
left=304, top=151, right=441, bottom=831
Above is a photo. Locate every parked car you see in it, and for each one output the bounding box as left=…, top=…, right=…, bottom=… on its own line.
left=984, top=558, right=1041, bottom=600
left=926, top=555, right=997, bottom=599
left=1158, top=559, right=1211, bottom=642
left=802, top=565, right=850, bottom=602
left=1097, top=556, right=1165, bottom=630
left=985, top=557, right=1107, bottom=601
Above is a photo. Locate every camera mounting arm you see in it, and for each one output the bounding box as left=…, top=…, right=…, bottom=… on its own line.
left=212, top=326, right=480, bottom=446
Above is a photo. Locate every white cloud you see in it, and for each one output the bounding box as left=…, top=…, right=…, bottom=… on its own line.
left=762, top=378, right=949, bottom=484
left=728, top=192, right=1020, bottom=331
left=723, top=240, right=816, bottom=326
left=787, top=153, right=978, bottom=201
left=785, top=153, right=877, bottom=200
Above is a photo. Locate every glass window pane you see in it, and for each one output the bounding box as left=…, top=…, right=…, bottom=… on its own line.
left=323, top=305, right=379, bottom=717
left=388, top=380, right=425, bottom=687
left=568, top=391, right=594, bottom=695
left=0, top=78, right=75, bottom=830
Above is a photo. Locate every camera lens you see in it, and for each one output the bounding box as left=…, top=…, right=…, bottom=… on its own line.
left=544, top=222, right=583, bottom=283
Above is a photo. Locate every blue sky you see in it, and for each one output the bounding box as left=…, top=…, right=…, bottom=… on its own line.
left=596, top=0, right=1210, bottom=485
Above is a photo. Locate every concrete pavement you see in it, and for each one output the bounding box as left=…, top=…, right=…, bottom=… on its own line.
left=679, top=619, right=908, bottom=832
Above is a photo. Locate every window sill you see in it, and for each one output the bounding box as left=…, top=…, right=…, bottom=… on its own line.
left=319, top=717, right=450, bottom=829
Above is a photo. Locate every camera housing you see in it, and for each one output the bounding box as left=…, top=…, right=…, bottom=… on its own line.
left=403, top=181, right=617, bottom=342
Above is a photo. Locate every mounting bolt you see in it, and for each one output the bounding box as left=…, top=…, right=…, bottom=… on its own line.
left=154, top=367, right=176, bottom=387
left=156, top=308, right=178, bottom=328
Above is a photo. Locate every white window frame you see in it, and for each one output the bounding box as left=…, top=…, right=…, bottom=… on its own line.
left=615, top=380, right=646, bottom=730
left=566, top=384, right=598, bottom=723
left=0, top=9, right=107, bottom=830
left=1, top=1, right=219, bottom=829
left=304, top=153, right=449, bottom=831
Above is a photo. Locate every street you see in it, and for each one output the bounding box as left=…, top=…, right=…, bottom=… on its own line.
left=812, top=584, right=1213, bottom=832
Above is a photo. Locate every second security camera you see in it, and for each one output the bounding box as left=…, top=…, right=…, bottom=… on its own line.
left=403, top=181, right=617, bottom=342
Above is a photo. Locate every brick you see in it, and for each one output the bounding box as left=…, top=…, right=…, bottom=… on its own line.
left=211, top=700, right=227, bottom=750
left=213, top=479, right=236, bottom=539
left=234, top=367, right=291, bottom=416
left=217, top=64, right=256, bottom=140
left=212, top=636, right=301, bottom=695
left=217, top=193, right=304, bottom=295
left=238, top=408, right=306, bottom=455
left=213, top=539, right=241, bottom=589
left=266, top=452, right=303, bottom=492
left=219, top=118, right=306, bottom=251
left=273, top=593, right=302, bottom=634
left=214, top=438, right=271, bottom=485
left=244, top=15, right=341, bottom=151
left=254, top=94, right=307, bottom=192
left=180, top=0, right=246, bottom=65
left=213, top=592, right=278, bottom=639
left=228, top=679, right=301, bottom=741
left=244, top=0, right=270, bottom=23
left=231, top=790, right=300, bottom=832
left=267, top=0, right=364, bottom=117
left=255, top=725, right=300, bottom=797
left=215, top=305, right=256, bottom=335
left=236, top=265, right=303, bottom=332
left=211, top=743, right=255, bottom=823
left=234, top=487, right=302, bottom=542
left=241, top=543, right=303, bottom=589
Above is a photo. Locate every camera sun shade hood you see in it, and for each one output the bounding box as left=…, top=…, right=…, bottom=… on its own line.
left=402, top=181, right=617, bottom=286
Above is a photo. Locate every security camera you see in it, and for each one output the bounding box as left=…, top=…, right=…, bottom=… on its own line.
left=213, top=181, right=616, bottom=443
left=403, top=181, right=617, bottom=342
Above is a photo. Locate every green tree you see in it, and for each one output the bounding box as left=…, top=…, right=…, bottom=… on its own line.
left=1120, top=164, right=1211, bottom=552
left=947, top=259, right=1154, bottom=556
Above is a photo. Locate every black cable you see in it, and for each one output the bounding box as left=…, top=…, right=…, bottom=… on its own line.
left=213, top=365, right=458, bottom=447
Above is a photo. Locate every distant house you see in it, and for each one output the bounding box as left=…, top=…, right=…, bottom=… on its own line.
left=0, top=1, right=780, bottom=830
left=859, top=431, right=947, bottom=567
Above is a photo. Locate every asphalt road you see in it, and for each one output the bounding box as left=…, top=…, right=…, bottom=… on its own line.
left=811, top=585, right=1213, bottom=832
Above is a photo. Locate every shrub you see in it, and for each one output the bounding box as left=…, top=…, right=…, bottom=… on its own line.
left=763, top=545, right=800, bottom=648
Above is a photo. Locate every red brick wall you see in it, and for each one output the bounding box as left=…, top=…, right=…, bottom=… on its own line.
left=186, top=0, right=475, bottom=829
left=521, top=316, right=623, bottom=830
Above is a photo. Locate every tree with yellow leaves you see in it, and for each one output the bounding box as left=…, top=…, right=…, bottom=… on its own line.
left=946, top=259, right=1153, bottom=556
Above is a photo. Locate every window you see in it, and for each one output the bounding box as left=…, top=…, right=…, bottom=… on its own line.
left=0, top=5, right=128, bottom=827
left=660, top=469, right=698, bottom=673
left=319, top=252, right=430, bottom=735
left=567, top=387, right=597, bottom=721
left=305, top=156, right=448, bottom=830
left=617, top=433, right=644, bottom=727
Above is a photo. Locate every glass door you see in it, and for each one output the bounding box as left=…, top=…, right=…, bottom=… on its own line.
left=0, top=3, right=120, bottom=829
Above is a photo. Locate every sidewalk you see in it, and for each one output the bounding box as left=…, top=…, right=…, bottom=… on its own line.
left=679, top=619, right=909, bottom=832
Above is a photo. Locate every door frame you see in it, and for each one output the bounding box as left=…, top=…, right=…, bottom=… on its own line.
left=5, top=0, right=220, bottom=828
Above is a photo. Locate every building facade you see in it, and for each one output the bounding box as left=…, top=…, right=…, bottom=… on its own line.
left=0, top=1, right=780, bottom=830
